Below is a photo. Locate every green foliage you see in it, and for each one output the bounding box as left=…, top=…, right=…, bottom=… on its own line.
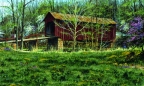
left=0, top=15, right=15, bottom=38
left=0, top=50, right=144, bottom=85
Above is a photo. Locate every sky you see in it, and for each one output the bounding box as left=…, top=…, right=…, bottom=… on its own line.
left=0, top=0, right=10, bottom=21
left=0, top=0, right=10, bottom=6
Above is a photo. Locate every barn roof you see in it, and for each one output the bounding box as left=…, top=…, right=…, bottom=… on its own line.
left=45, top=12, right=116, bottom=24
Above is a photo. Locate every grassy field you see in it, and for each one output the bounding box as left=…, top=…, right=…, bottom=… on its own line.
left=0, top=50, right=144, bottom=86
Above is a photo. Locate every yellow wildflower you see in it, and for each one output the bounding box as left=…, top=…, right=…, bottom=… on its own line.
left=39, top=58, right=48, bottom=62
left=113, top=62, right=118, bottom=66
left=105, top=68, right=110, bottom=70
left=135, top=51, right=141, bottom=56
left=24, top=58, right=31, bottom=61
left=122, top=51, right=130, bottom=56
left=119, top=64, right=122, bottom=66
left=108, top=55, right=117, bottom=59
left=77, top=81, right=85, bottom=86
left=9, top=83, right=16, bottom=86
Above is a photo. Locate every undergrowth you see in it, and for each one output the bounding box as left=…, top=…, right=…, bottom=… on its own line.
left=0, top=50, right=144, bottom=86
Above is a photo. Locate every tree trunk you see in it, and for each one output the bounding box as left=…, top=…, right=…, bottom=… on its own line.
left=133, top=0, right=136, bottom=12
left=100, top=26, right=103, bottom=50
left=142, top=46, right=143, bottom=52
left=21, top=0, right=25, bottom=50
left=73, top=32, right=77, bottom=51
left=16, top=26, right=18, bottom=50
left=11, top=0, right=19, bottom=50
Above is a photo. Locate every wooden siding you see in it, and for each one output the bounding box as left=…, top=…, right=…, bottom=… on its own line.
left=54, top=24, right=116, bottom=41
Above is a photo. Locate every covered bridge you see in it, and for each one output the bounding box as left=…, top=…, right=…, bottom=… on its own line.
left=44, top=12, right=116, bottom=49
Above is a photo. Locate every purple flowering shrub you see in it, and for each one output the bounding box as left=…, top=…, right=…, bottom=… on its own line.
left=126, top=17, right=144, bottom=46
left=115, top=17, right=144, bottom=48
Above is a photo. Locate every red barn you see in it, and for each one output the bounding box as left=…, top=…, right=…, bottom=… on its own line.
left=44, top=12, right=116, bottom=49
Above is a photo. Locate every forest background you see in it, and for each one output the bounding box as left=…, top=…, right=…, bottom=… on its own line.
left=0, top=0, right=144, bottom=50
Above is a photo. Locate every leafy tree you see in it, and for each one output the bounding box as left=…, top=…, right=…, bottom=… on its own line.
left=0, top=15, right=15, bottom=45
left=18, top=0, right=35, bottom=50
left=87, top=0, right=114, bottom=50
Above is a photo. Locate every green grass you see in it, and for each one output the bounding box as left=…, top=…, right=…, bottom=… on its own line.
left=0, top=50, right=144, bottom=86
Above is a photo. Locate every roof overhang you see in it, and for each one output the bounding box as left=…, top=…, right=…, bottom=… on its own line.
left=44, top=12, right=116, bottom=24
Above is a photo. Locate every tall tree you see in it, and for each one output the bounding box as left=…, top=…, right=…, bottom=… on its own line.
left=0, top=15, right=14, bottom=45
left=0, top=0, right=16, bottom=46
left=55, top=0, right=93, bottom=51
left=9, top=0, right=18, bottom=50
left=20, top=0, right=34, bottom=50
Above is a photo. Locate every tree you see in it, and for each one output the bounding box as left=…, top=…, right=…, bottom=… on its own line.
left=88, top=0, right=113, bottom=50
left=9, top=0, right=19, bottom=50
left=20, top=0, right=35, bottom=50
left=0, top=0, right=17, bottom=47
left=0, top=15, right=14, bottom=46
left=55, top=0, right=93, bottom=51
left=0, top=0, right=35, bottom=50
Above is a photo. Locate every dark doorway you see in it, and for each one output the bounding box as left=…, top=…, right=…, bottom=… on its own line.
left=45, top=22, right=55, bottom=36
left=28, top=40, right=37, bottom=51
left=47, top=37, right=58, bottom=50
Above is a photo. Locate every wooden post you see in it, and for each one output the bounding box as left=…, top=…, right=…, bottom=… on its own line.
left=36, top=40, right=38, bottom=49
left=12, top=43, right=17, bottom=50
left=110, top=39, right=116, bottom=48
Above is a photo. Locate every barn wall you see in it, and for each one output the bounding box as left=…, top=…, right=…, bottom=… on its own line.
left=44, top=13, right=55, bottom=24
left=54, top=24, right=116, bottom=42
left=55, top=26, right=72, bottom=40
left=44, top=13, right=55, bottom=37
